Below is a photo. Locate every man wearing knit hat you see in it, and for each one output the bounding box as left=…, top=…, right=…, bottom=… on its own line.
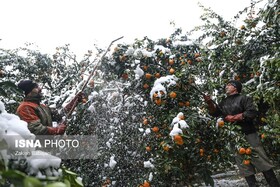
left=16, top=79, right=83, bottom=135
left=204, top=80, right=279, bottom=187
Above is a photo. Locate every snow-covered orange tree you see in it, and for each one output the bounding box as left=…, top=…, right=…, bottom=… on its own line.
left=0, top=0, right=279, bottom=186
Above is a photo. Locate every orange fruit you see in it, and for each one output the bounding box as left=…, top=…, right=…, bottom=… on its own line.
left=239, top=147, right=246, bottom=155
left=218, top=120, right=225, bottom=128
left=146, top=146, right=151, bottom=152
left=163, top=145, right=170, bottom=151
left=145, top=73, right=152, bottom=79
left=152, top=126, right=159, bottom=132
left=245, top=148, right=252, bottom=155
left=199, top=148, right=204, bottom=154
left=143, top=181, right=150, bottom=187
left=143, top=65, right=148, bottom=71
left=143, top=118, right=149, bottom=125
left=82, top=98, right=87, bottom=103
left=155, top=73, right=161, bottom=78
left=178, top=102, right=185, bottom=107
left=174, top=135, right=182, bottom=141
left=169, top=59, right=175, bottom=65
left=185, top=101, right=190, bottom=107
left=261, top=134, right=265, bottom=139
left=143, top=83, right=149, bottom=89
left=243, top=159, right=251, bottom=165
left=194, top=53, right=200, bottom=58
left=174, top=135, right=184, bottom=145
left=187, top=59, right=192, bottom=65
left=169, top=68, right=175, bottom=74
left=169, top=91, right=177, bottom=98
left=154, top=99, right=162, bottom=105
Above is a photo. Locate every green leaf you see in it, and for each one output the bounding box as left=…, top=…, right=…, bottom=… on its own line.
left=2, top=170, right=26, bottom=180
left=0, top=88, right=8, bottom=97
left=64, top=169, right=77, bottom=176
left=74, top=178, right=84, bottom=187
left=45, top=182, right=68, bottom=187
left=24, top=177, right=43, bottom=187
left=1, top=170, right=26, bottom=186
left=64, top=179, right=71, bottom=187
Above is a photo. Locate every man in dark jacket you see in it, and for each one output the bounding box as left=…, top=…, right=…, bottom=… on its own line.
left=16, top=79, right=83, bottom=135
left=204, top=80, right=279, bottom=187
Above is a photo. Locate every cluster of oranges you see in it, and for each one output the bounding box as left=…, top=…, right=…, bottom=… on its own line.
left=238, top=147, right=253, bottom=165
left=173, top=134, right=184, bottom=145
left=152, top=90, right=165, bottom=106
left=152, top=90, right=181, bottom=106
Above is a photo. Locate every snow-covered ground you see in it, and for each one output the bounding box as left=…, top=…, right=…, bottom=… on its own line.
left=200, top=169, right=280, bottom=187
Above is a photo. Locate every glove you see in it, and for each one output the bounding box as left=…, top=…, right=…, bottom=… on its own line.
left=47, top=123, right=66, bottom=135
left=64, top=92, right=86, bottom=113
left=203, top=95, right=212, bottom=104
left=225, top=113, right=244, bottom=122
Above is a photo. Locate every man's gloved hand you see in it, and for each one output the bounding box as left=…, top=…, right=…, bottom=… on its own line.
left=75, top=92, right=85, bottom=103
left=64, top=92, right=86, bottom=113
left=47, top=123, right=66, bottom=135
left=203, top=95, right=212, bottom=104
left=225, top=113, right=244, bottom=122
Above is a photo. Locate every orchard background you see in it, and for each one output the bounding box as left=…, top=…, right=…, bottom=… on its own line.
left=0, top=0, right=279, bottom=186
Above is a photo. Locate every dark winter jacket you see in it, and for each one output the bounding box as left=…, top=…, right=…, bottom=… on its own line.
left=16, top=96, right=62, bottom=135
left=210, top=93, right=258, bottom=134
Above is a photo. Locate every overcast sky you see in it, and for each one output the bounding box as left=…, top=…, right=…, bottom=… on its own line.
left=0, top=0, right=257, bottom=57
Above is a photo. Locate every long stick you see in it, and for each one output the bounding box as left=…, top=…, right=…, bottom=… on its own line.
left=188, top=83, right=223, bottom=111
left=66, top=36, right=124, bottom=118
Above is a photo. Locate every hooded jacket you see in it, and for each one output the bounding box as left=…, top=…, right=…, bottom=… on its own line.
left=210, top=93, right=258, bottom=134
